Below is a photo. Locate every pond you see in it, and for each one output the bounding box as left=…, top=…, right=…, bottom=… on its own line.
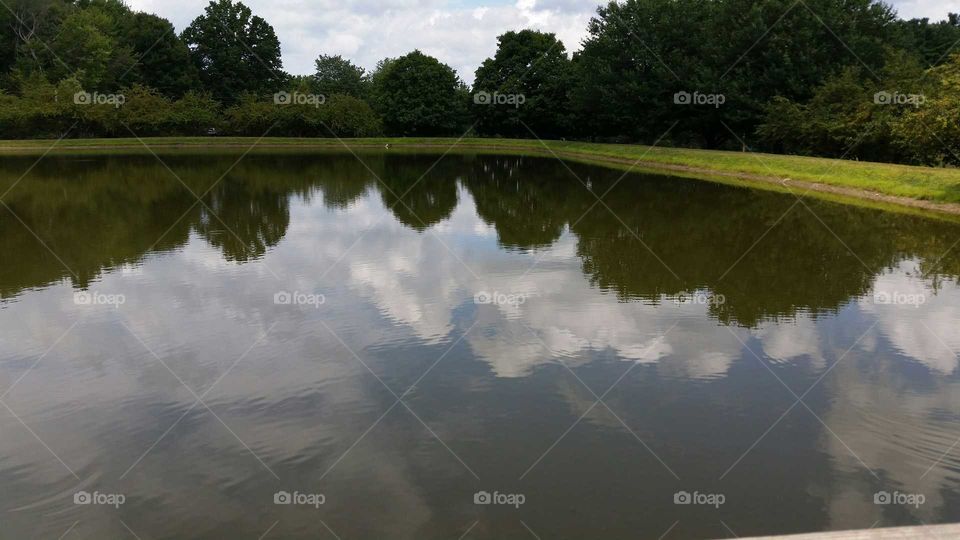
left=1, top=150, right=959, bottom=539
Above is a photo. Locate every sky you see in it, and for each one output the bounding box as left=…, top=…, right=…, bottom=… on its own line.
left=125, top=0, right=960, bottom=84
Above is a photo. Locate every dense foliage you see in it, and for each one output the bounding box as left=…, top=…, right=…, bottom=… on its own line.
left=312, top=55, right=367, bottom=99
left=1, top=0, right=960, bottom=165
left=472, top=30, right=574, bottom=138
left=180, top=0, right=284, bottom=103
left=369, top=50, right=470, bottom=136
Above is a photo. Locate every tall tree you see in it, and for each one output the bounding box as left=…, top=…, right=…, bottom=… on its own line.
left=51, top=5, right=127, bottom=89
left=373, top=50, right=467, bottom=136
left=366, top=57, right=395, bottom=109
left=473, top=30, right=574, bottom=139
left=894, top=14, right=960, bottom=67
left=119, top=12, right=200, bottom=98
left=571, top=0, right=715, bottom=143
left=181, top=0, right=284, bottom=103
left=2, top=0, right=70, bottom=83
left=0, top=7, right=19, bottom=82
left=572, top=0, right=897, bottom=148
left=313, top=54, right=366, bottom=98
left=1, top=0, right=140, bottom=91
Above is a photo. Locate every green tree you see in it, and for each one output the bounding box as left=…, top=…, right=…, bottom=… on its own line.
left=473, top=30, right=573, bottom=138
left=313, top=54, right=366, bottom=98
left=373, top=50, right=467, bottom=136
left=894, top=14, right=960, bottom=68
left=52, top=5, right=124, bottom=89
left=365, top=57, right=396, bottom=114
left=223, top=93, right=276, bottom=135
left=572, top=0, right=897, bottom=148
left=2, top=1, right=139, bottom=91
left=115, top=84, right=174, bottom=136
left=181, top=0, right=284, bottom=103
left=170, top=91, right=221, bottom=135
left=758, top=50, right=929, bottom=163
left=0, top=74, right=65, bottom=138
left=2, top=0, right=71, bottom=84
left=0, top=9, right=19, bottom=86
left=118, top=12, right=199, bottom=97
left=892, top=53, right=960, bottom=165
left=323, top=94, right=382, bottom=137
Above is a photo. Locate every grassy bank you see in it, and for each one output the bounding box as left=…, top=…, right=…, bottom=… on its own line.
left=3, top=137, right=960, bottom=216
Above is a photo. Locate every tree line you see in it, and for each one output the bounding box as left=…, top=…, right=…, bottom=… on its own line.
left=2, top=0, right=960, bottom=165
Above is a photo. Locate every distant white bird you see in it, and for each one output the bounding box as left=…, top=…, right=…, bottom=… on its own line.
left=385, top=143, right=392, bottom=149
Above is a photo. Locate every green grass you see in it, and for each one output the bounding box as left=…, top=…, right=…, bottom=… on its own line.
left=3, top=136, right=959, bottom=210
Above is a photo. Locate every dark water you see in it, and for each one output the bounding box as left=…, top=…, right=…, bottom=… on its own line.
left=1, top=151, right=960, bottom=539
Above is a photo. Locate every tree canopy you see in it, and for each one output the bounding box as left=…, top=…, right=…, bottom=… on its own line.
left=313, top=54, right=367, bottom=98
left=473, top=30, right=573, bottom=139
left=1, top=0, right=960, bottom=166
left=181, top=0, right=284, bottom=103
left=119, top=12, right=200, bottom=97
left=373, top=50, right=468, bottom=136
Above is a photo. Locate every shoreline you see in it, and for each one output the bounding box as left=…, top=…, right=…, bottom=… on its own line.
left=3, top=137, right=960, bottom=218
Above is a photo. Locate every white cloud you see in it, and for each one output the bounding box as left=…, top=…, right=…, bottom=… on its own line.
left=125, top=1, right=958, bottom=85
left=126, top=0, right=598, bottom=84
left=753, top=314, right=826, bottom=369
left=860, top=261, right=960, bottom=374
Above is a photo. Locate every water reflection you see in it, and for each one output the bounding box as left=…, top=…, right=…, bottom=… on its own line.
left=0, top=151, right=958, bottom=539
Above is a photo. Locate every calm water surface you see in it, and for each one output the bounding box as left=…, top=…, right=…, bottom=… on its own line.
left=1, top=151, right=960, bottom=539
